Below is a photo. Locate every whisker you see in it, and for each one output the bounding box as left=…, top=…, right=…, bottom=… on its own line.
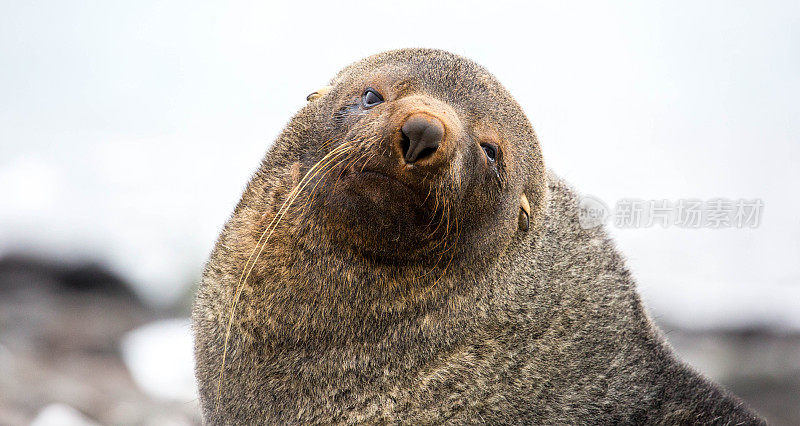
left=419, top=215, right=460, bottom=300
left=298, top=131, right=379, bottom=214
left=360, top=149, right=379, bottom=173
left=215, top=141, right=354, bottom=409
left=426, top=189, right=449, bottom=240
left=429, top=201, right=452, bottom=252
left=411, top=199, right=454, bottom=280
left=426, top=188, right=443, bottom=231
left=330, top=147, right=372, bottom=190
left=297, top=148, right=354, bottom=217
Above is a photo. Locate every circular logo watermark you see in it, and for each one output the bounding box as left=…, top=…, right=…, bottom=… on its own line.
left=578, top=195, right=609, bottom=229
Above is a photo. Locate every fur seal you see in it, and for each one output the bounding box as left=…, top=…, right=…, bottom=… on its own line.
left=192, top=48, right=764, bottom=424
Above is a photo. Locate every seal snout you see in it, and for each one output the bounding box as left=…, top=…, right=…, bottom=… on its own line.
left=400, top=114, right=445, bottom=164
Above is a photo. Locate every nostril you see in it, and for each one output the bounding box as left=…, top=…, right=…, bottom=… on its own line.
left=416, top=146, right=437, bottom=162
left=401, top=131, right=411, bottom=160
left=400, top=115, right=444, bottom=164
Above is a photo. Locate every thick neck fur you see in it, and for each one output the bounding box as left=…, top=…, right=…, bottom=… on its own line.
left=194, top=171, right=763, bottom=424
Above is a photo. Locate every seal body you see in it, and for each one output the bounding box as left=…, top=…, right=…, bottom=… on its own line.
left=192, top=49, right=763, bottom=424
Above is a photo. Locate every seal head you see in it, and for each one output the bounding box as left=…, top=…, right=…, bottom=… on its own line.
left=288, top=49, right=545, bottom=274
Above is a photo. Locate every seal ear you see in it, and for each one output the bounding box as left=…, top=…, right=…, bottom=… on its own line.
left=518, top=193, right=531, bottom=231
left=306, top=86, right=333, bottom=102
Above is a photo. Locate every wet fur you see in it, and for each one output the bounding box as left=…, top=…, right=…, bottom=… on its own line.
left=192, top=49, right=763, bottom=424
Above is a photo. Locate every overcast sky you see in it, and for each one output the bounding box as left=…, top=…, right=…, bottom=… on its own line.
left=1, top=1, right=798, bottom=328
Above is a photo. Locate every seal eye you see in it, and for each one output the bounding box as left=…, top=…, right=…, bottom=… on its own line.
left=481, top=143, right=498, bottom=162
left=362, top=88, right=383, bottom=108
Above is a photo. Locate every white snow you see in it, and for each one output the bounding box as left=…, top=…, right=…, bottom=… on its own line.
left=30, top=404, right=100, bottom=426
left=120, top=319, right=198, bottom=402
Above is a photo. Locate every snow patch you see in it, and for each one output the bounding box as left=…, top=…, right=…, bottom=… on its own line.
left=120, top=319, right=198, bottom=402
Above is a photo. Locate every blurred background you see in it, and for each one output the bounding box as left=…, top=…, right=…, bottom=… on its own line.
left=1, top=1, right=798, bottom=425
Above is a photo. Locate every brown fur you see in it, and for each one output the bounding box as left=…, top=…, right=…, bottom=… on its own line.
left=192, top=48, right=764, bottom=424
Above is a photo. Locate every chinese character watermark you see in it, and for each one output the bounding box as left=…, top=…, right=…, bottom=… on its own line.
left=577, top=196, right=763, bottom=230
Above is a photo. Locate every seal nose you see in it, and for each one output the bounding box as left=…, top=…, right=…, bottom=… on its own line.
left=400, top=114, right=444, bottom=164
